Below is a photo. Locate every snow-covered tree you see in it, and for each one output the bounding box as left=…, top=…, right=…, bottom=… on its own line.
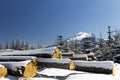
left=5, top=42, right=9, bottom=49
left=24, top=42, right=29, bottom=50
left=15, top=40, right=21, bottom=50
left=10, top=40, right=15, bottom=49
left=113, top=30, right=120, bottom=47
left=0, top=43, right=2, bottom=50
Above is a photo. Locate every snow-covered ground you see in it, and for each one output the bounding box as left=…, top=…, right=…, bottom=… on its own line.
left=1, top=63, right=120, bottom=80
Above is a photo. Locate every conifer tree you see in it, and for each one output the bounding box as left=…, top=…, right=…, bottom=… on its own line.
left=24, top=42, right=29, bottom=50
left=10, top=40, right=15, bottom=49
left=15, top=40, right=21, bottom=50
left=0, top=43, right=2, bottom=50
left=5, top=42, right=9, bottom=49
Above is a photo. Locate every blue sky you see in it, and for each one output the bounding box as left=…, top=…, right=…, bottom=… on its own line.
left=0, top=0, right=120, bottom=46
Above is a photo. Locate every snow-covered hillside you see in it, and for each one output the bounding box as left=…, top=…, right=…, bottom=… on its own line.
left=66, top=32, right=92, bottom=42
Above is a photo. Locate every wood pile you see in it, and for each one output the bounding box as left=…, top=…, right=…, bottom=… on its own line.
left=38, top=58, right=75, bottom=70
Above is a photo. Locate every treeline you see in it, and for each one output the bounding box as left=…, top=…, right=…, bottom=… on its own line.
left=0, top=40, right=42, bottom=50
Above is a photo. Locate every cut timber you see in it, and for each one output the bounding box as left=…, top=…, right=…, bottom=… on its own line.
left=70, top=54, right=88, bottom=61
left=0, top=65, right=7, bottom=78
left=74, top=61, right=114, bottom=75
left=0, top=56, right=37, bottom=63
left=38, top=58, right=75, bottom=70
left=51, top=47, right=62, bottom=58
left=0, top=47, right=62, bottom=58
left=61, top=52, right=75, bottom=58
left=0, top=60, right=37, bottom=78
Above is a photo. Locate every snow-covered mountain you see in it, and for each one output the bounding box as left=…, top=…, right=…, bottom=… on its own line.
left=66, top=32, right=95, bottom=43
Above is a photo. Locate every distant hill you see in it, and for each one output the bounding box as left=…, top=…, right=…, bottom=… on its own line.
left=66, top=32, right=96, bottom=44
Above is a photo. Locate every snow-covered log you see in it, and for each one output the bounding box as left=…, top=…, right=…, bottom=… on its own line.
left=0, top=56, right=37, bottom=62
left=0, top=60, right=38, bottom=78
left=74, top=61, right=115, bottom=75
left=0, top=47, right=62, bottom=58
left=61, top=52, right=75, bottom=58
left=70, top=54, right=88, bottom=61
left=0, top=65, right=7, bottom=78
left=38, top=58, right=75, bottom=70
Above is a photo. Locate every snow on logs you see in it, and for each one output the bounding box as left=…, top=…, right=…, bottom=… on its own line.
left=70, top=54, right=88, bottom=61
left=0, top=47, right=62, bottom=58
left=0, top=65, right=7, bottom=78
left=61, top=52, right=75, bottom=58
left=74, top=61, right=115, bottom=75
left=38, top=58, right=75, bottom=70
left=0, top=56, right=37, bottom=63
left=0, top=60, right=38, bottom=78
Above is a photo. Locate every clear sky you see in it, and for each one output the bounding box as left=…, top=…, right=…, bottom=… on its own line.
left=0, top=0, right=120, bottom=46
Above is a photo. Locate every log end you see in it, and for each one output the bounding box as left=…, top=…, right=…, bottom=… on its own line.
left=0, top=66, right=7, bottom=78
left=23, top=61, right=38, bottom=78
left=112, top=64, right=115, bottom=76
left=69, top=61, right=75, bottom=70
left=72, top=52, right=75, bottom=57
left=52, top=48, right=62, bottom=58
left=85, top=55, right=89, bottom=61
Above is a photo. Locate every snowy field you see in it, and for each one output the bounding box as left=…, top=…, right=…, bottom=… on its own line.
left=1, top=63, right=120, bottom=80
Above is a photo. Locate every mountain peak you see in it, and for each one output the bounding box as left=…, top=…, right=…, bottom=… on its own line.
left=75, top=32, right=91, bottom=37
left=67, top=32, right=92, bottom=42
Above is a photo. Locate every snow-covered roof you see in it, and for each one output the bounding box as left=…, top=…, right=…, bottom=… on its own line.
left=38, top=58, right=71, bottom=64
left=74, top=61, right=114, bottom=70
left=0, top=47, right=57, bottom=56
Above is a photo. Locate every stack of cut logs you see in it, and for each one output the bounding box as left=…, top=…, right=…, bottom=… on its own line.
left=0, top=47, right=115, bottom=79
left=0, top=47, right=62, bottom=78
